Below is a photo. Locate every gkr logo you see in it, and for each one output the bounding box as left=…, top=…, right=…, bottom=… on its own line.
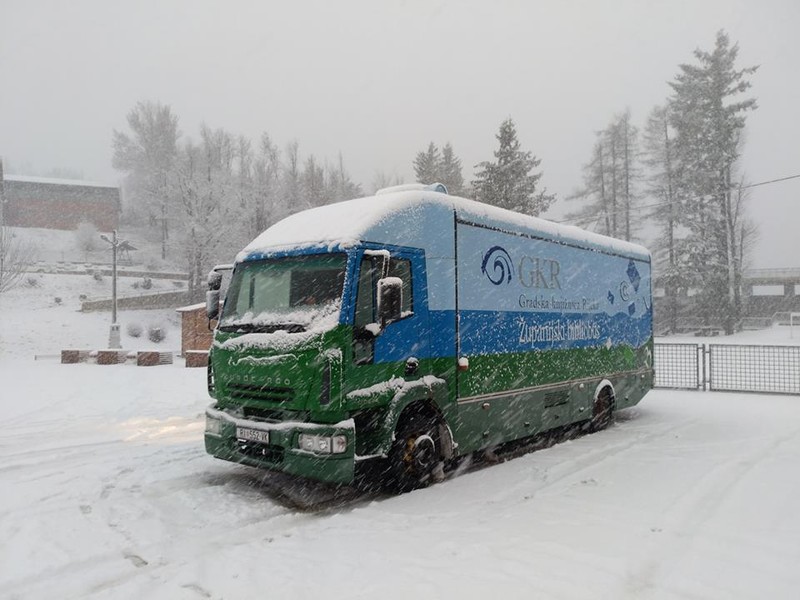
left=481, top=246, right=513, bottom=285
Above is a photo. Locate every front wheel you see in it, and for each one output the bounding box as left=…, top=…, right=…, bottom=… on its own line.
left=385, top=411, right=441, bottom=493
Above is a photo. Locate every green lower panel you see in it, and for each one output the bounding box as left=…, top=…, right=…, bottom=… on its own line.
left=454, top=342, right=653, bottom=454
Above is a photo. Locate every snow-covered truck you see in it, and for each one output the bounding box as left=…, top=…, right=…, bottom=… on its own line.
left=204, top=184, right=654, bottom=489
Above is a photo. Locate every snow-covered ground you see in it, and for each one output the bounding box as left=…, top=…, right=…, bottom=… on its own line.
left=1, top=281, right=799, bottom=598
left=9, top=225, right=181, bottom=271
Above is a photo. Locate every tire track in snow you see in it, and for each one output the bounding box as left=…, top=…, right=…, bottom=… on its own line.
left=470, top=410, right=698, bottom=506
left=620, top=426, right=800, bottom=598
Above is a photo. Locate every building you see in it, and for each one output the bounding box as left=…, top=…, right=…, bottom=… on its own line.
left=1, top=174, right=121, bottom=231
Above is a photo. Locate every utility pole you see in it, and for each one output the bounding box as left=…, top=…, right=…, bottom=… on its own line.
left=0, top=157, right=6, bottom=283
left=0, top=156, right=6, bottom=229
left=100, top=229, right=125, bottom=348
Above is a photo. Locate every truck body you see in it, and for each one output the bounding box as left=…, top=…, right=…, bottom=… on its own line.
left=204, top=186, right=653, bottom=487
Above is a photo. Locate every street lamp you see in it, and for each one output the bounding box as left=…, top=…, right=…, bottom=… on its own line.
left=100, top=229, right=126, bottom=349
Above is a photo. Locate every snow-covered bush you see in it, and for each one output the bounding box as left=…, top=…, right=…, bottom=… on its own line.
left=127, top=322, right=143, bottom=338
left=147, top=325, right=165, bottom=343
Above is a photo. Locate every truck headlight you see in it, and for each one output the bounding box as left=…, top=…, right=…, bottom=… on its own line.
left=298, top=433, right=347, bottom=454
left=205, top=416, right=222, bottom=436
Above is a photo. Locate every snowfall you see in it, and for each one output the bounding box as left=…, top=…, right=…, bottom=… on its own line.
left=2, top=271, right=800, bottom=599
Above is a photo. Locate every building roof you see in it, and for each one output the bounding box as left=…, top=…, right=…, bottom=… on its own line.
left=4, top=174, right=118, bottom=189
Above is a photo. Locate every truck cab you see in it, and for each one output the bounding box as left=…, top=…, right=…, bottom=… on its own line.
left=205, top=241, right=452, bottom=487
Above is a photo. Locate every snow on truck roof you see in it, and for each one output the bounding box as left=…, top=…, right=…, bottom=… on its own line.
left=238, top=190, right=650, bottom=262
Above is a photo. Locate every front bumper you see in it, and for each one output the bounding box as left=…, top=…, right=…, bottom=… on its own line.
left=204, top=404, right=356, bottom=484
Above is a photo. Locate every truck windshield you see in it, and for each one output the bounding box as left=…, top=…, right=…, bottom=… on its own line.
left=219, top=254, right=347, bottom=333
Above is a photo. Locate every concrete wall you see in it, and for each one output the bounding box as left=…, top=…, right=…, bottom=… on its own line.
left=81, top=290, right=189, bottom=312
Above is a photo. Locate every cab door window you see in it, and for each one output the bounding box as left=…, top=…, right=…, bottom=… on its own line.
left=353, top=254, right=413, bottom=364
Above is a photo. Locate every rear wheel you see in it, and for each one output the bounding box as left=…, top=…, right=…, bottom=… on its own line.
left=589, top=387, right=614, bottom=431
left=386, top=410, right=441, bottom=493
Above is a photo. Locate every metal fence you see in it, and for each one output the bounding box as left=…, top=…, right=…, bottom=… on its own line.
left=654, top=343, right=702, bottom=390
left=654, top=342, right=800, bottom=395
left=708, top=344, right=800, bottom=395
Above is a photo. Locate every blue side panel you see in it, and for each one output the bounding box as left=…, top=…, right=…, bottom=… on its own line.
left=459, top=308, right=653, bottom=356
left=456, top=221, right=652, bottom=357
left=428, top=310, right=457, bottom=358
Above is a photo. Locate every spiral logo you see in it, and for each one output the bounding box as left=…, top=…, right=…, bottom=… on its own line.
left=481, top=246, right=513, bottom=285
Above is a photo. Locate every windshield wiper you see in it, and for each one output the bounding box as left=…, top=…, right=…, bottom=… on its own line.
left=219, top=322, right=307, bottom=334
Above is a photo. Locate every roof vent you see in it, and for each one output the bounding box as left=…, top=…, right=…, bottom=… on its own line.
left=375, top=182, right=448, bottom=196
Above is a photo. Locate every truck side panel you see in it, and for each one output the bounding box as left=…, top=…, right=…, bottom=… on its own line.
left=454, top=219, right=653, bottom=452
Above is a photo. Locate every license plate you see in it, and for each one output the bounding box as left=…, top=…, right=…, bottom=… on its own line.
left=236, top=427, right=270, bottom=444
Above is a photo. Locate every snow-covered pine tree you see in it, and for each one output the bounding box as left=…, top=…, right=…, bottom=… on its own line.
left=472, top=118, right=554, bottom=216
left=413, top=142, right=441, bottom=185
left=565, top=141, right=610, bottom=233
left=642, top=104, right=684, bottom=332
left=613, top=110, right=640, bottom=242
left=668, top=30, right=758, bottom=333
left=440, top=143, right=464, bottom=196
left=566, top=111, right=639, bottom=241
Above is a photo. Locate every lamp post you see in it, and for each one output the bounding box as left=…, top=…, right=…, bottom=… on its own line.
left=100, top=229, right=125, bottom=348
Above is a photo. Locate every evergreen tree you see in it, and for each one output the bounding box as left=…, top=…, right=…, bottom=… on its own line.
left=440, top=143, right=464, bottom=195
left=413, top=142, right=441, bottom=184
left=565, top=140, right=610, bottom=232
left=566, top=110, right=639, bottom=241
left=668, top=30, right=758, bottom=332
left=643, top=104, right=684, bottom=332
left=472, top=118, right=554, bottom=216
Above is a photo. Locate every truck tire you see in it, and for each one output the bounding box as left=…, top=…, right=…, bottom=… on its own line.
left=385, top=410, right=441, bottom=493
left=589, top=386, right=614, bottom=432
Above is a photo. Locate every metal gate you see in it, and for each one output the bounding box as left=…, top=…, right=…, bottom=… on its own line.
left=654, top=342, right=800, bottom=395
left=708, top=344, right=800, bottom=395
left=653, top=343, right=703, bottom=390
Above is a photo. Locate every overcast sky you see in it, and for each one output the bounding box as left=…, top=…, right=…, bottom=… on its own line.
left=1, top=0, right=798, bottom=267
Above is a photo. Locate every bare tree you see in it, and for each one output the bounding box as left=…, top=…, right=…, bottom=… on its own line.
left=74, top=222, right=99, bottom=262
left=112, top=101, right=180, bottom=260
left=0, top=227, right=33, bottom=294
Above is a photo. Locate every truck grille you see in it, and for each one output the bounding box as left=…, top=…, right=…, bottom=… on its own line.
left=226, top=383, right=295, bottom=403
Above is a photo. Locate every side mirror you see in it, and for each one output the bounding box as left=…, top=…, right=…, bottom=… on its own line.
left=377, top=277, right=403, bottom=327
left=206, top=290, right=221, bottom=320
left=207, top=270, right=223, bottom=291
